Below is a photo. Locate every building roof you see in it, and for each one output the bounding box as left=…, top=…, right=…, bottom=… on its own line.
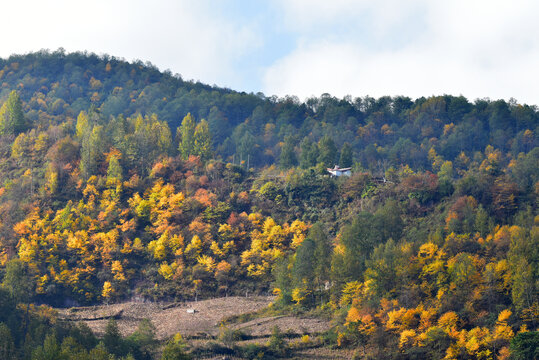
left=327, top=165, right=352, bottom=172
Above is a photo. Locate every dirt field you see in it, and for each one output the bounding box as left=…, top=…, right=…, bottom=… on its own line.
left=57, top=296, right=353, bottom=359
left=57, top=296, right=274, bottom=340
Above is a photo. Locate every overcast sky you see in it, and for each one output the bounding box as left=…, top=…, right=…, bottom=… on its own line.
left=1, top=0, right=538, bottom=105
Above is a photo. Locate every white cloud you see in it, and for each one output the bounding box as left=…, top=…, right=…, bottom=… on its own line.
left=265, top=0, right=539, bottom=105
left=277, top=0, right=424, bottom=36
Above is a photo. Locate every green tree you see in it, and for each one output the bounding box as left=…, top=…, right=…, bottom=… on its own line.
left=103, top=319, right=125, bottom=357
left=0, top=90, right=27, bottom=135
left=365, top=239, right=400, bottom=299
left=318, top=136, right=337, bottom=168
left=2, top=258, right=32, bottom=303
left=107, top=155, right=123, bottom=183
left=339, top=142, right=353, bottom=168
left=511, top=259, right=535, bottom=312
left=293, top=238, right=315, bottom=287
left=70, top=322, right=98, bottom=352
left=75, top=111, right=90, bottom=140
left=80, top=125, right=105, bottom=179
left=510, top=331, right=539, bottom=360
left=193, top=119, right=212, bottom=162
left=207, top=106, right=229, bottom=144
left=374, top=199, right=403, bottom=241
left=89, top=342, right=113, bottom=360
left=267, top=325, right=288, bottom=357
left=160, top=335, right=190, bottom=360
left=334, top=212, right=380, bottom=285
left=127, top=319, right=157, bottom=360
left=299, top=137, right=319, bottom=169
left=311, top=223, right=331, bottom=302
left=60, top=336, right=90, bottom=360
left=474, top=205, right=491, bottom=237
left=32, top=333, right=61, bottom=360
left=272, top=256, right=293, bottom=306
left=236, top=130, right=256, bottom=166
left=178, top=113, right=196, bottom=160
left=0, top=323, right=14, bottom=360
left=129, top=114, right=172, bottom=176
left=280, top=135, right=297, bottom=168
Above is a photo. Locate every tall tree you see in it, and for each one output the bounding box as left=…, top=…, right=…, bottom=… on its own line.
left=193, top=119, right=212, bottom=162
left=207, top=106, right=228, bottom=144
left=293, top=238, right=316, bottom=286
left=80, top=125, right=105, bottom=179
left=299, top=137, right=319, bottom=169
left=0, top=323, right=14, bottom=360
left=318, top=136, right=337, bottom=168
left=1, top=258, right=32, bottom=303
left=178, top=113, right=196, bottom=160
left=311, top=223, right=331, bottom=303
left=280, top=135, right=297, bottom=168
left=0, top=90, right=27, bottom=135
left=339, top=142, right=353, bottom=167
left=107, top=155, right=123, bottom=182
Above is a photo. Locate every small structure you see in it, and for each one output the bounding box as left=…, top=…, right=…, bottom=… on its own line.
left=327, top=165, right=352, bottom=177
left=186, top=308, right=197, bottom=314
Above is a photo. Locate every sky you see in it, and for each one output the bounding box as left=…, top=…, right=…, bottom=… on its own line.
left=1, top=0, right=538, bottom=105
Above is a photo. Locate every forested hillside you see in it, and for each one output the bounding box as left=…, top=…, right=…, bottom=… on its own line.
left=0, top=50, right=537, bottom=359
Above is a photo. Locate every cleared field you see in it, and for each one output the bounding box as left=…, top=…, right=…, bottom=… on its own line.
left=57, top=296, right=274, bottom=340
left=57, top=297, right=351, bottom=359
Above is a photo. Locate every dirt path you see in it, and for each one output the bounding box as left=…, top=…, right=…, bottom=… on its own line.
left=58, top=296, right=273, bottom=340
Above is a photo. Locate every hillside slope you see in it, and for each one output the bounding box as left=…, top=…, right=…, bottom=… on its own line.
left=0, top=51, right=536, bottom=359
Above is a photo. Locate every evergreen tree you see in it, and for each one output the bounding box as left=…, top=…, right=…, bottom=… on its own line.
left=273, top=257, right=293, bottom=306
left=107, top=155, right=123, bottom=182
left=103, top=319, right=126, bottom=357
left=178, top=113, right=196, bottom=160
left=40, top=333, right=61, bottom=360
left=107, top=114, right=128, bottom=150
left=193, top=119, right=212, bottom=162
left=0, top=323, right=14, bottom=360
left=318, top=136, right=337, bottom=168
left=293, top=238, right=315, bottom=286
left=0, top=90, right=27, bottom=135
left=75, top=111, right=90, bottom=140
left=339, top=142, right=353, bottom=167
left=127, top=319, right=157, bottom=359
left=80, top=125, right=104, bottom=179
left=293, top=223, right=331, bottom=306
left=300, top=137, right=319, bottom=169
left=207, top=106, right=228, bottom=144
left=335, top=212, right=379, bottom=283
left=89, top=342, right=113, bottom=360
left=280, top=135, right=297, bottom=168
left=311, top=223, right=331, bottom=297
left=510, top=332, right=539, bottom=360
left=2, top=258, right=32, bottom=303
left=236, top=131, right=256, bottom=165
left=161, top=336, right=190, bottom=360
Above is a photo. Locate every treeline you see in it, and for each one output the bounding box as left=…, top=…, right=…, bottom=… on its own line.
left=0, top=51, right=537, bottom=359
left=0, top=50, right=536, bottom=171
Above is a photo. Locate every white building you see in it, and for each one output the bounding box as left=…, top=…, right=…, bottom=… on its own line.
left=327, top=165, right=352, bottom=177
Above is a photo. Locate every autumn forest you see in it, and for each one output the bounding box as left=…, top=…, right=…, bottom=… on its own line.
left=0, top=50, right=537, bottom=359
